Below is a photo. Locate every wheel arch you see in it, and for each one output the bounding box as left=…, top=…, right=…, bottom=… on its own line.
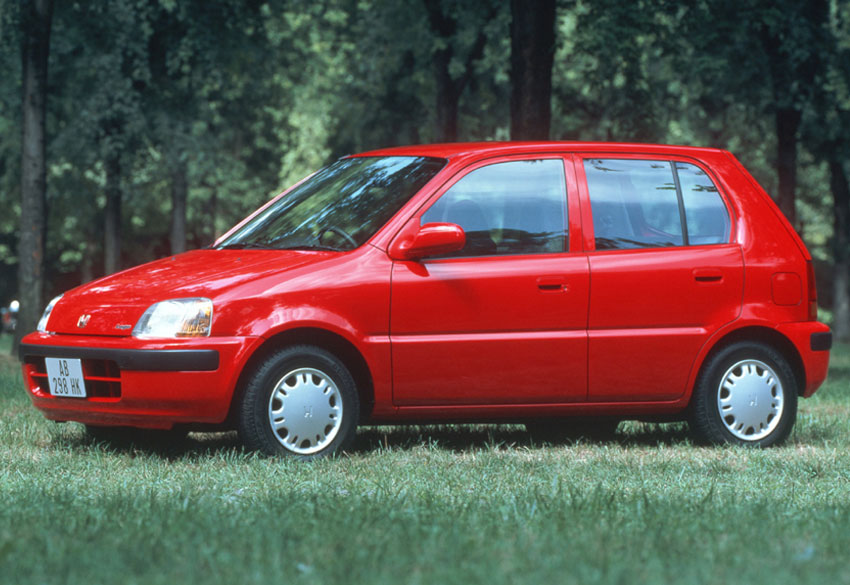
left=226, top=326, right=375, bottom=426
left=693, top=325, right=806, bottom=401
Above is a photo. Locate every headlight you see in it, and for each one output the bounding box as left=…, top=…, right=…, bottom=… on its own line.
left=37, top=294, right=63, bottom=333
left=133, top=298, right=213, bottom=338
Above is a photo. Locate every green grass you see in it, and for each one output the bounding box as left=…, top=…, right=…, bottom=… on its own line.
left=2, top=334, right=850, bottom=584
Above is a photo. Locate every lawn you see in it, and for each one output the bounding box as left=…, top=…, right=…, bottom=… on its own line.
left=1, top=334, right=849, bottom=584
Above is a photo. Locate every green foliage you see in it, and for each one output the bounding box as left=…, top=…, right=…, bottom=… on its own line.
left=0, top=1, right=21, bottom=304
left=0, top=0, right=847, bottom=319
left=1, top=340, right=850, bottom=584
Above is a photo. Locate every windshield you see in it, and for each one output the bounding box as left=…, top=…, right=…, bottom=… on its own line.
left=216, top=156, right=446, bottom=251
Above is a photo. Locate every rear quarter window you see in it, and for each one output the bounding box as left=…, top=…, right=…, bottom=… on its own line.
left=676, top=162, right=730, bottom=245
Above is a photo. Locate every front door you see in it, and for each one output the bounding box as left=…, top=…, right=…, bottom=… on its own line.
left=390, top=157, right=590, bottom=406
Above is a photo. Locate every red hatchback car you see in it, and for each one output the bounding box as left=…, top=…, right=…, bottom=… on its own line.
left=20, top=142, right=831, bottom=457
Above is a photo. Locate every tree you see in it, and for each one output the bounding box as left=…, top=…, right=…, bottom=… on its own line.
left=14, top=0, right=53, bottom=353
left=47, top=2, right=150, bottom=276
left=0, top=3, right=23, bottom=309
left=510, top=0, right=556, bottom=140
left=423, top=0, right=497, bottom=142
left=666, top=0, right=829, bottom=229
left=169, top=158, right=188, bottom=255
left=142, top=0, right=275, bottom=255
left=828, top=158, right=850, bottom=341
left=802, top=0, right=850, bottom=342
left=554, top=0, right=677, bottom=142
left=758, top=0, right=829, bottom=229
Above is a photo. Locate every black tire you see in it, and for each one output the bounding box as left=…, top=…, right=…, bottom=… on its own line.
left=237, top=345, right=359, bottom=459
left=526, top=418, right=620, bottom=444
left=689, top=341, right=797, bottom=447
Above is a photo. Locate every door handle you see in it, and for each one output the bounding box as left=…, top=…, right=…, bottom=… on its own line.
left=537, top=276, right=568, bottom=292
left=693, top=268, right=723, bottom=283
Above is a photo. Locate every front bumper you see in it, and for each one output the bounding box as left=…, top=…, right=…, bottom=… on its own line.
left=19, top=343, right=220, bottom=371
left=19, top=332, right=261, bottom=429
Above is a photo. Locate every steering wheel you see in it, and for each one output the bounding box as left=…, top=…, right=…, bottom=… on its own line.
left=318, top=225, right=357, bottom=249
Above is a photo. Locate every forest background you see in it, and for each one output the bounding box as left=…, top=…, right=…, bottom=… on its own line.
left=2, top=0, right=850, bottom=352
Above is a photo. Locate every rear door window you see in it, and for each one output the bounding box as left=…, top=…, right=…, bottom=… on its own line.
left=584, top=158, right=729, bottom=250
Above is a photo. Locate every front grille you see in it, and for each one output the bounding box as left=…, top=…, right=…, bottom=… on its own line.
left=24, top=356, right=122, bottom=399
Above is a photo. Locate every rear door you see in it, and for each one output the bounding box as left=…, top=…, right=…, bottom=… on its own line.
left=577, top=155, right=744, bottom=402
left=390, top=156, right=590, bottom=406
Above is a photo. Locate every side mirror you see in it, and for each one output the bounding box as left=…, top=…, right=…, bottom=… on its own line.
left=389, top=222, right=466, bottom=261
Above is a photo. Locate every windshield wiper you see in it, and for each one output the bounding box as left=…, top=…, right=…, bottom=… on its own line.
left=217, top=237, right=346, bottom=252
left=216, top=241, right=272, bottom=250
left=277, top=244, right=345, bottom=252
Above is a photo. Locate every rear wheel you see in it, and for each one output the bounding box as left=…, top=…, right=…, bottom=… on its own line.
left=690, top=341, right=797, bottom=447
left=238, top=345, right=359, bottom=459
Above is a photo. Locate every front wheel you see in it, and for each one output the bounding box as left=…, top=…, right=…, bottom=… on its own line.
left=689, top=341, right=797, bottom=447
left=238, top=345, right=359, bottom=459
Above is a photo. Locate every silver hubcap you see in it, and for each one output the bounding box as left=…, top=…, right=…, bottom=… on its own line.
left=717, top=359, right=784, bottom=441
left=267, top=367, right=343, bottom=455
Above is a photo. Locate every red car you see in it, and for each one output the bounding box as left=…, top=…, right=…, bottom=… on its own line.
left=20, top=142, right=832, bottom=457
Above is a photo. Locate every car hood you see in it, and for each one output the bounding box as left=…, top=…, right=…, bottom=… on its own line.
left=46, top=249, right=333, bottom=336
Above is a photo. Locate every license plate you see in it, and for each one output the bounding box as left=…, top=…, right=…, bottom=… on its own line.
left=45, top=357, right=87, bottom=398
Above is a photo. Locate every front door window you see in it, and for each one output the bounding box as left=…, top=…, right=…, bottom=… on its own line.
left=422, top=159, right=568, bottom=256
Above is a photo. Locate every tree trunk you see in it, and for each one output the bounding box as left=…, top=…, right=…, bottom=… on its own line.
left=830, top=158, right=850, bottom=342
left=510, top=0, right=556, bottom=141
left=208, top=184, right=218, bottom=245
left=775, top=107, right=801, bottom=229
left=433, top=48, right=460, bottom=143
left=80, top=237, right=97, bottom=284
left=14, top=0, right=53, bottom=354
left=170, top=160, right=188, bottom=255
left=104, top=155, right=122, bottom=275
left=423, top=0, right=459, bottom=143
left=423, top=0, right=490, bottom=143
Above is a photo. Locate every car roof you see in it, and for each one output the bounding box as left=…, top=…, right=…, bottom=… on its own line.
left=352, top=141, right=728, bottom=161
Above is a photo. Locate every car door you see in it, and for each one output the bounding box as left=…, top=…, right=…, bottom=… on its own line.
left=389, top=156, right=590, bottom=406
left=577, top=155, right=744, bottom=402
